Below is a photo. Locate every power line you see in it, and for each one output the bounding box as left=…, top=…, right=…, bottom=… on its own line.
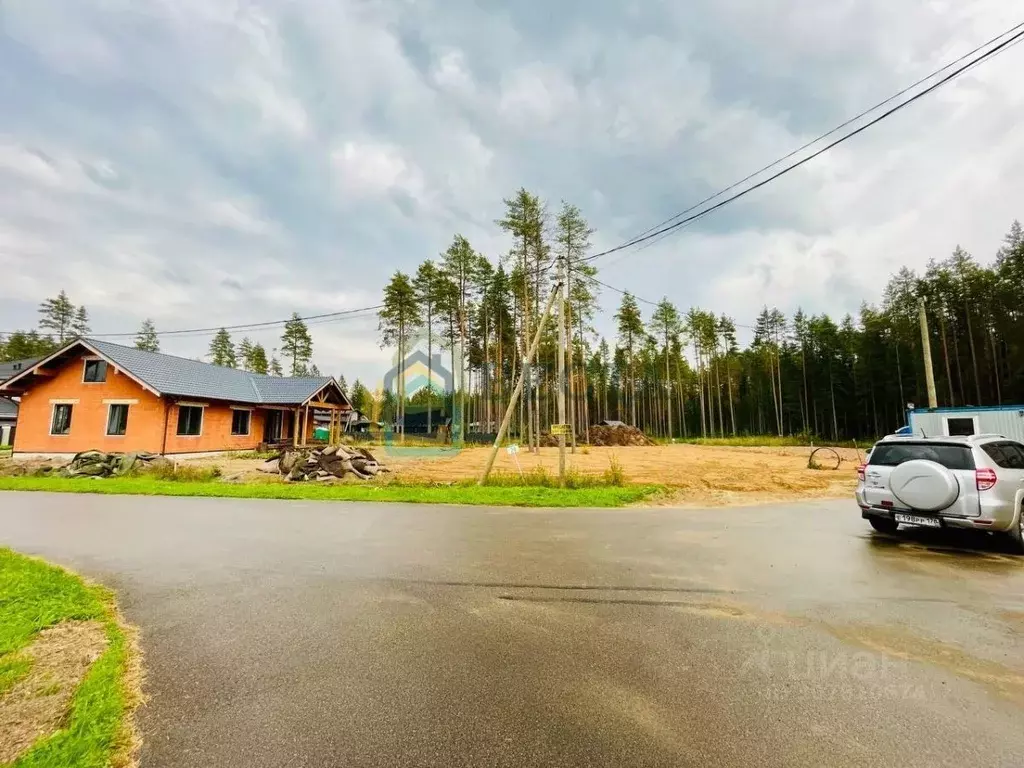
left=0, top=304, right=383, bottom=341
left=570, top=265, right=757, bottom=329
left=584, top=21, right=1024, bottom=264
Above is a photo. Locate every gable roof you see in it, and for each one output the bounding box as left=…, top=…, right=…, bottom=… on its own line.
left=0, top=338, right=350, bottom=408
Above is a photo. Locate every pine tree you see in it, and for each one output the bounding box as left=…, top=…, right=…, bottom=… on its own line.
left=38, top=291, right=77, bottom=343
left=337, top=375, right=348, bottom=397
left=237, top=337, right=255, bottom=370
left=379, top=272, right=422, bottom=436
left=268, top=355, right=283, bottom=376
left=280, top=313, right=313, bottom=376
left=249, top=344, right=269, bottom=374
left=134, top=319, right=159, bottom=352
left=309, top=363, right=322, bottom=377
left=208, top=328, right=237, bottom=367
left=350, top=379, right=370, bottom=413
left=413, top=260, right=443, bottom=433
left=615, top=292, right=644, bottom=426
left=650, top=298, right=682, bottom=438
left=73, top=306, right=90, bottom=337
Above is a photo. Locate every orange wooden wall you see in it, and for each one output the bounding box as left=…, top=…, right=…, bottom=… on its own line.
left=13, top=351, right=267, bottom=454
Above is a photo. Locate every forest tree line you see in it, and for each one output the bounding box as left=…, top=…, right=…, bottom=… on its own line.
left=376, top=189, right=1024, bottom=443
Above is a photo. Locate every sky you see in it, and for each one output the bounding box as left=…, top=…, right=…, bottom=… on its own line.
left=1, top=0, right=1022, bottom=387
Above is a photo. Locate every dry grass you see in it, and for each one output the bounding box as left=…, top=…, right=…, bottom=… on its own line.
left=384, top=444, right=860, bottom=506
left=0, top=621, right=109, bottom=764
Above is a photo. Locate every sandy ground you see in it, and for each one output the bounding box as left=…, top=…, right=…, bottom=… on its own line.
left=1, top=443, right=861, bottom=507
left=181, top=443, right=861, bottom=507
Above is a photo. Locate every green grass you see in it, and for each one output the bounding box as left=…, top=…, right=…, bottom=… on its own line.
left=0, top=476, right=659, bottom=508
left=0, top=548, right=138, bottom=768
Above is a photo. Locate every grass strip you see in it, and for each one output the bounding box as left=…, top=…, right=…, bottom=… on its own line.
left=0, top=476, right=659, bottom=508
left=0, top=548, right=140, bottom=768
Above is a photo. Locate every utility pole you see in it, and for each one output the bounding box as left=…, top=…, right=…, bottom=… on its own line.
left=556, top=254, right=567, bottom=485
left=479, top=283, right=562, bottom=486
left=918, top=298, right=938, bottom=409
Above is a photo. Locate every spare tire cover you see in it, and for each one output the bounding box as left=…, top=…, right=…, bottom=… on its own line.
left=889, top=459, right=959, bottom=512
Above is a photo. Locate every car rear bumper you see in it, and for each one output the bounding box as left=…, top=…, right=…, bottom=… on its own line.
left=858, top=504, right=1013, bottom=532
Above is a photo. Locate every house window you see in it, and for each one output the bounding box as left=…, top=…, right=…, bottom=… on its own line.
left=106, top=404, right=129, bottom=436
left=51, top=404, right=73, bottom=435
left=946, top=417, right=976, bottom=436
left=176, top=406, right=203, bottom=436
left=83, top=359, right=108, bottom=383
left=231, top=409, right=251, bottom=436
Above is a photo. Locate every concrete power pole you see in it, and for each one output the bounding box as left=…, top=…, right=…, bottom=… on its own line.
left=556, top=255, right=568, bottom=485
left=918, top=298, right=938, bottom=409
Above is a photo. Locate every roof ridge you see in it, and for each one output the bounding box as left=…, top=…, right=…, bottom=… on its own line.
left=85, top=337, right=240, bottom=371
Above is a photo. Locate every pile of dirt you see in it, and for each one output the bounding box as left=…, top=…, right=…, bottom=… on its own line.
left=54, top=450, right=173, bottom=478
left=588, top=424, right=655, bottom=447
left=259, top=445, right=390, bottom=482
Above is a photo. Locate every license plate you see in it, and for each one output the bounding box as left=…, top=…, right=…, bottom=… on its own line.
left=894, top=513, right=941, bottom=528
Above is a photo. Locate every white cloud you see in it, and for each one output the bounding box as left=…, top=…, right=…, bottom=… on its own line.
left=1, top=0, right=1022, bottom=384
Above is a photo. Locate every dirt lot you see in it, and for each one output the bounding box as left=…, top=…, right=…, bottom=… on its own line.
left=179, top=443, right=860, bottom=506
left=389, top=444, right=861, bottom=506
left=2, top=444, right=861, bottom=507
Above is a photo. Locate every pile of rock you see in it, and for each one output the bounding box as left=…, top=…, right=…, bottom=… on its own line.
left=588, top=424, right=655, bottom=447
left=58, top=450, right=173, bottom=477
left=260, top=445, right=390, bottom=482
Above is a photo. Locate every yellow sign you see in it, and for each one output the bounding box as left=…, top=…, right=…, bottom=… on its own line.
left=550, top=423, right=570, bottom=436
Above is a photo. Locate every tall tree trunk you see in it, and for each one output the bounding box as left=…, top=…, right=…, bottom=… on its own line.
left=725, top=357, right=736, bottom=435
left=939, top=311, right=954, bottom=407
left=989, top=327, right=1002, bottom=405
left=965, top=301, right=982, bottom=405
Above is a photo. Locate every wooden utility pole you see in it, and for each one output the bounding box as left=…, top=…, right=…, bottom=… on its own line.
left=556, top=256, right=567, bottom=484
left=479, top=283, right=562, bottom=486
left=918, top=298, right=938, bottom=409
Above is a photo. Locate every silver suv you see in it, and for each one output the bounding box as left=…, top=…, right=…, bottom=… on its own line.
left=856, top=434, right=1024, bottom=553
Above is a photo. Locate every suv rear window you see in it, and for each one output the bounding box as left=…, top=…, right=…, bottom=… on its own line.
left=868, top=442, right=976, bottom=470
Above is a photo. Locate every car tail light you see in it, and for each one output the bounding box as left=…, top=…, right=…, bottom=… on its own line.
left=976, top=468, right=997, bottom=491
left=856, top=464, right=866, bottom=481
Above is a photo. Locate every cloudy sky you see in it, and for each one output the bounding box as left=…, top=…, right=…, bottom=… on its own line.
left=1, top=0, right=1022, bottom=385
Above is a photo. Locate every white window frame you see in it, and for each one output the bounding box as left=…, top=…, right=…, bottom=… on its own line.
left=230, top=408, right=252, bottom=437
left=82, top=357, right=108, bottom=384
left=176, top=404, right=205, bottom=437
left=50, top=403, right=74, bottom=436
left=943, top=415, right=979, bottom=437
left=106, top=403, right=130, bottom=437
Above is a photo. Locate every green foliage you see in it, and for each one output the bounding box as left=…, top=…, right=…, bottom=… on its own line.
left=268, top=355, right=284, bottom=377
left=208, top=328, right=236, bottom=367
left=72, top=306, right=90, bottom=337
left=0, top=548, right=134, bottom=768
left=280, top=313, right=313, bottom=376
left=37, top=290, right=78, bottom=343
left=134, top=319, right=159, bottom=352
left=0, top=330, right=57, bottom=362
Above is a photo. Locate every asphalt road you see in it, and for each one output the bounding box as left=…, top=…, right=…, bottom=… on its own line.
left=2, top=493, right=1024, bottom=767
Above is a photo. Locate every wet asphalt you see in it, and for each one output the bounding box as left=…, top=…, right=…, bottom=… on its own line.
left=1, top=493, right=1023, bottom=768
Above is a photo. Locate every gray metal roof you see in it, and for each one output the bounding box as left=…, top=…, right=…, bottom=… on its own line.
left=0, top=396, right=17, bottom=419
left=85, top=338, right=337, bottom=405
left=0, top=358, right=39, bottom=383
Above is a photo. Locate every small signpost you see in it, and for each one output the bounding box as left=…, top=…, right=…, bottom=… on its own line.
left=506, top=443, right=524, bottom=478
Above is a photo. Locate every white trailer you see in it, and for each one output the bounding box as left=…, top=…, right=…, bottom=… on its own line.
left=908, top=406, right=1024, bottom=442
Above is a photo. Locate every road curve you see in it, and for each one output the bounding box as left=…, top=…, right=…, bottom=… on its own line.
left=2, top=492, right=1023, bottom=767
